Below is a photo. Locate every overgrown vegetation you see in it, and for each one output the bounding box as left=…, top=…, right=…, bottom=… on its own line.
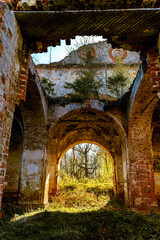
left=64, top=46, right=104, bottom=102
left=51, top=176, right=112, bottom=209
left=1, top=147, right=160, bottom=240
left=64, top=69, right=103, bottom=101
left=40, top=77, right=55, bottom=97
left=54, top=144, right=114, bottom=208
left=107, top=72, right=128, bottom=98
left=60, top=144, right=113, bottom=180
left=107, top=59, right=129, bottom=99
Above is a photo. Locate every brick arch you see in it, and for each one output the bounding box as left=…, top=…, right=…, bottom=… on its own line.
left=59, top=140, right=114, bottom=163
left=48, top=99, right=105, bottom=126
left=13, top=59, right=48, bottom=206
left=58, top=138, right=118, bottom=198
left=1, top=56, right=49, bottom=209
left=128, top=62, right=159, bottom=209
left=45, top=107, right=129, bottom=205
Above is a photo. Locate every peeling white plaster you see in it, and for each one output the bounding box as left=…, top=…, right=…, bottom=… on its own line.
left=23, top=149, right=44, bottom=161
left=27, top=163, right=39, bottom=175
left=23, top=180, right=27, bottom=187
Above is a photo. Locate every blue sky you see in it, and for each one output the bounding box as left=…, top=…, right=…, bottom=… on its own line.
left=31, top=36, right=105, bottom=65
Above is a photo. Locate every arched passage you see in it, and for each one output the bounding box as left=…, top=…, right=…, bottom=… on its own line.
left=3, top=107, right=24, bottom=204
left=58, top=140, right=116, bottom=196
left=17, top=65, right=47, bottom=206
left=128, top=65, right=159, bottom=209
left=152, top=101, right=160, bottom=204
left=2, top=59, right=48, bottom=207
left=45, top=107, right=129, bottom=205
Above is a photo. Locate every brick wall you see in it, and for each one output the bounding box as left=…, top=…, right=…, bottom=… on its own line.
left=0, top=3, right=23, bottom=217
left=148, top=48, right=160, bottom=98
left=17, top=45, right=30, bottom=102
left=17, top=58, right=47, bottom=205
left=128, top=67, right=159, bottom=210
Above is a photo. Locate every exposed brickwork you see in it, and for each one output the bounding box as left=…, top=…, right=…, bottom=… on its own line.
left=0, top=2, right=160, bottom=217
left=152, top=100, right=160, bottom=201
left=17, top=58, right=47, bottom=205
left=0, top=3, right=23, bottom=217
left=148, top=48, right=160, bottom=98
left=17, top=45, right=30, bottom=102
left=47, top=107, right=127, bottom=203
left=128, top=66, right=159, bottom=210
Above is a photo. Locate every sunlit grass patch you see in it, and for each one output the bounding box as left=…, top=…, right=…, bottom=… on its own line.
left=1, top=206, right=160, bottom=240
left=1, top=175, right=160, bottom=239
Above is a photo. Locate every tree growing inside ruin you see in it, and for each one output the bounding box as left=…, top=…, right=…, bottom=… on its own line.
left=40, top=77, right=55, bottom=97
left=64, top=46, right=104, bottom=101
left=107, top=72, right=128, bottom=98
left=107, top=60, right=128, bottom=98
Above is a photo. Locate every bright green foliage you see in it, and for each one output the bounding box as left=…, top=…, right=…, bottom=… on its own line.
left=64, top=44, right=104, bottom=102
left=40, top=77, right=55, bottom=97
left=58, top=144, right=114, bottom=210
left=60, top=144, right=113, bottom=182
left=107, top=71, right=128, bottom=98
left=64, top=69, right=103, bottom=101
left=96, top=148, right=113, bottom=184
left=59, top=171, right=113, bottom=194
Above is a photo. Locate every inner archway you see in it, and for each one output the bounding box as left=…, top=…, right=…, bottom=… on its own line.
left=45, top=107, right=128, bottom=206
left=54, top=142, right=115, bottom=208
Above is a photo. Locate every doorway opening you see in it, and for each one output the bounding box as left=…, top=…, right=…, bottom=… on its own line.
left=51, top=143, right=115, bottom=210
left=2, top=112, right=23, bottom=205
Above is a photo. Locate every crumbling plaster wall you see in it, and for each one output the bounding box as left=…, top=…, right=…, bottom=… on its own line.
left=0, top=3, right=23, bottom=216
left=37, top=66, right=139, bottom=97
left=4, top=118, right=23, bottom=194
left=17, top=58, right=47, bottom=205
left=0, top=2, right=159, bottom=214
left=37, top=42, right=140, bottom=98
left=1, top=53, right=48, bottom=207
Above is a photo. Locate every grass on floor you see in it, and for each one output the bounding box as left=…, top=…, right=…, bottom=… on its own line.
left=0, top=186, right=160, bottom=240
